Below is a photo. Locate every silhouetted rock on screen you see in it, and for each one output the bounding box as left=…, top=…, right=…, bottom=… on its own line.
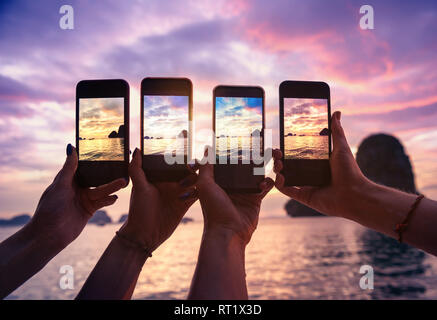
left=88, top=210, right=112, bottom=226
left=178, top=130, right=188, bottom=138
left=0, top=214, right=31, bottom=226
left=319, top=128, right=329, bottom=136
left=108, top=124, right=125, bottom=138
left=285, top=133, right=417, bottom=217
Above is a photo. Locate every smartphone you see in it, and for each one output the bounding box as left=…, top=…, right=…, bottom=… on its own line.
left=279, top=80, right=331, bottom=186
left=141, top=77, right=192, bottom=182
left=76, top=79, right=130, bottom=187
left=213, top=85, right=265, bottom=193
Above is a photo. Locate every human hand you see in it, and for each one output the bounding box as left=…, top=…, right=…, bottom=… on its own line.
left=195, top=149, right=274, bottom=245
left=118, top=148, right=198, bottom=252
left=29, top=144, right=127, bottom=249
left=273, top=111, right=371, bottom=219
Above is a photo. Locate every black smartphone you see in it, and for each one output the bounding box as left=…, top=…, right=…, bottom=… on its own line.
left=141, top=77, right=193, bottom=182
left=279, top=80, right=331, bottom=186
left=213, top=85, right=265, bottom=193
left=76, top=79, right=130, bottom=187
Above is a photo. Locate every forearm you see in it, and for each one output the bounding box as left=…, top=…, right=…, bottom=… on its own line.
left=346, top=181, right=437, bottom=255
left=0, top=223, right=63, bottom=299
left=76, top=235, right=148, bottom=300
left=188, top=228, right=247, bottom=300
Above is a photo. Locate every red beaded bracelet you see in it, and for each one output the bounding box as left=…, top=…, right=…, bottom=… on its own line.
left=394, top=194, right=424, bottom=243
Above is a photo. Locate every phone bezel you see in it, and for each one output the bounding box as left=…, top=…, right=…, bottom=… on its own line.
left=213, top=85, right=265, bottom=193
left=140, top=77, right=193, bottom=182
left=76, top=79, right=130, bottom=187
left=279, top=80, right=331, bottom=186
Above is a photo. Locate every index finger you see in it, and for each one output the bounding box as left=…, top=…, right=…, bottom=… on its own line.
left=87, top=178, right=128, bottom=201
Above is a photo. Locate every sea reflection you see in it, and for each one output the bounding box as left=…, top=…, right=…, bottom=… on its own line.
left=2, top=217, right=437, bottom=300
left=358, top=229, right=427, bottom=299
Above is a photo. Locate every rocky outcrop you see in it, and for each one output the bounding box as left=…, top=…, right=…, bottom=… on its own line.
left=108, top=124, right=125, bottom=138
left=181, top=217, right=194, bottom=224
left=356, top=134, right=416, bottom=193
left=319, top=128, right=329, bottom=136
left=88, top=210, right=112, bottom=226
left=118, top=214, right=128, bottom=223
left=178, top=130, right=188, bottom=138
left=0, top=214, right=31, bottom=226
left=285, top=133, right=416, bottom=217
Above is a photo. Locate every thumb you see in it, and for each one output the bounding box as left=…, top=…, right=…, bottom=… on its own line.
left=331, top=111, right=350, bottom=153
left=197, top=146, right=214, bottom=182
left=129, top=148, right=149, bottom=190
left=58, top=143, right=78, bottom=184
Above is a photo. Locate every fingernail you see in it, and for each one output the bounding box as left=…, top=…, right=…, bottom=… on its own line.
left=179, top=191, right=193, bottom=200
left=66, top=143, right=72, bottom=156
left=114, top=195, right=118, bottom=200
left=179, top=177, right=192, bottom=187
left=337, top=111, right=341, bottom=121
left=124, top=177, right=129, bottom=185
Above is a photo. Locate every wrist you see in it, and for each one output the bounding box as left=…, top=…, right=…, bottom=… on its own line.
left=118, top=224, right=156, bottom=253
left=339, top=177, right=376, bottom=219
left=202, top=226, right=247, bottom=250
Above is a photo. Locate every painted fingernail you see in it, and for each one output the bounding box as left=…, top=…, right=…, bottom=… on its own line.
left=179, top=191, right=193, bottom=200
left=124, top=177, right=129, bottom=185
left=66, top=143, right=73, bottom=156
left=179, top=177, right=192, bottom=187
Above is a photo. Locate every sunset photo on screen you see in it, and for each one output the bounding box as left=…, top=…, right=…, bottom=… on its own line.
left=143, top=95, right=189, bottom=156
left=79, top=97, right=124, bottom=161
left=215, top=97, right=263, bottom=161
left=284, top=98, right=329, bottom=160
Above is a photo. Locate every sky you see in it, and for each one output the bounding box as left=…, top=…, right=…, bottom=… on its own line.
left=143, top=95, right=188, bottom=139
left=284, top=98, right=328, bottom=135
left=79, top=98, right=124, bottom=139
left=215, top=97, right=263, bottom=137
left=0, top=0, right=437, bottom=220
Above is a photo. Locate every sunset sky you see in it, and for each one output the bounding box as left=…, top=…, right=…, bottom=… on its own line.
left=215, top=97, right=263, bottom=137
left=143, top=95, right=188, bottom=138
left=284, top=98, right=328, bottom=135
left=1, top=0, right=436, bottom=220
left=79, top=98, right=124, bottom=139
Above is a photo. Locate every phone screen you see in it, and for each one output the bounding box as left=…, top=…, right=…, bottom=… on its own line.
left=283, top=98, right=329, bottom=160
left=215, top=97, right=263, bottom=163
left=143, top=95, right=189, bottom=157
left=78, top=97, right=125, bottom=161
